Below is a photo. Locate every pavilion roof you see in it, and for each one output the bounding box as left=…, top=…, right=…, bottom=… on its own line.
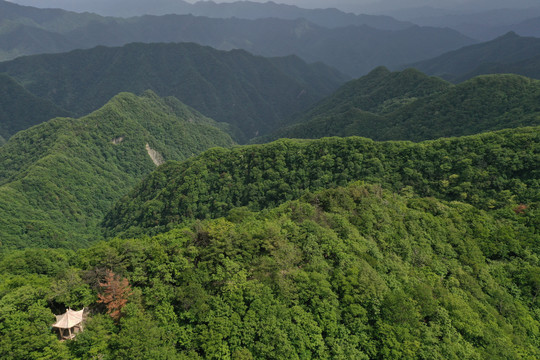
left=52, top=309, right=84, bottom=329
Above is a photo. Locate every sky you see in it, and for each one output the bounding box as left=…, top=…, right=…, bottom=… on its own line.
left=6, top=0, right=539, bottom=14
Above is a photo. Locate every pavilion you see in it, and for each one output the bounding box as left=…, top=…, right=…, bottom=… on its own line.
left=52, top=308, right=85, bottom=340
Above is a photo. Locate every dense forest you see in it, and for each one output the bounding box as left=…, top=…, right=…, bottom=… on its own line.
left=1, top=182, right=538, bottom=359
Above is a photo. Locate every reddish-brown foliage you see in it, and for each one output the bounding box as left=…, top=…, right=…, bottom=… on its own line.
left=98, top=270, right=132, bottom=321
left=513, top=204, right=528, bottom=214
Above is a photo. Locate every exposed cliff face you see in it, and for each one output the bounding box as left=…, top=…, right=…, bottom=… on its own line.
left=145, top=143, right=165, bottom=166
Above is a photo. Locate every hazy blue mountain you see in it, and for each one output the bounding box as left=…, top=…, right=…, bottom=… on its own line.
left=4, top=0, right=412, bottom=30
left=388, top=7, right=540, bottom=40
left=408, top=32, right=540, bottom=82
left=0, top=1, right=474, bottom=77
left=0, top=42, right=346, bottom=140
left=62, top=14, right=473, bottom=77
left=0, top=21, right=76, bottom=60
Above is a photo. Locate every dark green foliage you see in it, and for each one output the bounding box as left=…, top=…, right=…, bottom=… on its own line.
left=0, top=42, right=345, bottom=140
left=285, top=66, right=450, bottom=125
left=0, top=73, right=71, bottom=141
left=104, top=126, right=539, bottom=236
left=1, top=183, right=538, bottom=358
left=261, top=69, right=540, bottom=142
left=0, top=91, right=234, bottom=249
left=409, top=32, right=540, bottom=82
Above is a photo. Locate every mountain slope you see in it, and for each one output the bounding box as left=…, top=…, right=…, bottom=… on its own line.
left=0, top=73, right=71, bottom=142
left=104, top=126, right=539, bottom=237
left=409, top=32, right=540, bottom=82
left=261, top=70, right=540, bottom=142
left=0, top=91, right=234, bottom=249
left=0, top=42, right=346, bottom=140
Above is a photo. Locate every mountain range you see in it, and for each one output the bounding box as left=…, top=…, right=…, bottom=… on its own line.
left=3, top=0, right=412, bottom=29
left=0, top=0, right=475, bottom=76
left=0, top=41, right=346, bottom=140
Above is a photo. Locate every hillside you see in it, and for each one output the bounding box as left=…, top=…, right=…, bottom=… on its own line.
left=0, top=91, right=234, bottom=249
left=1, top=182, right=538, bottom=358
left=409, top=32, right=540, bottom=82
left=0, top=42, right=346, bottom=140
left=104, top=126, right=539, bottom=237
left=0, top=73, right=71, bottom=142
left=260, top=70, right=540, bottom=142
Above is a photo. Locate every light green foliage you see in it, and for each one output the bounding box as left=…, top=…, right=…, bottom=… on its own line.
left=0, top=91, right=234, bottom=249
left=0, top=183, right=538, bottom=359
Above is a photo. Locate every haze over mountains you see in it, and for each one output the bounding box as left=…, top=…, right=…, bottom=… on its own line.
left=0, top=0, right=474, bottom=77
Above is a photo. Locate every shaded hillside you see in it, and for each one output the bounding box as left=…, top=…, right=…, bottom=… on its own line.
left=0, top=91, right=234, bottom=249
left=409, top=32, right=540, bottom=82
left=261, top=70, right=540, bottom=142
left=1, top=183, right=539, bottom=358
left=0, top=42, right=346, bottom=140
left=0, top=21, right=75, bottom=60
left=104, top=127, right=539, bottom=237
left=0, top=73, right=71, bottom=142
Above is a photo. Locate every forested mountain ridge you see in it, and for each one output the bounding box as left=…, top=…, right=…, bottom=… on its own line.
left=289, top=67, right=451, bottom=125
left=104, top=126, right=539, bottom=237
left=0, top=91, right=234, bottom=249
left=260, top=70, right=540, bottom=142
left=0, top=42, right=346, bottom=140
left=409, top=32, right=540, bottom=82
left=0, top=73, right=71, bottom=142
left=2, top=182, right=538, bottom=358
